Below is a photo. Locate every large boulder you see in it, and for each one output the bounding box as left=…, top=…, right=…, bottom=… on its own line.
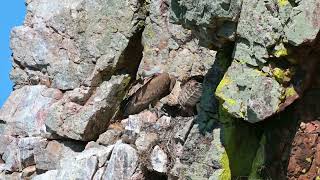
left=45, top=75, right=130, bottom=141
left=0, top=85, right=62, bottom=137
left=170, top=0, right=241, bottom=48
left=10, top=0, right=146, bottom=90
left=137, top=0, right=216, bottom=80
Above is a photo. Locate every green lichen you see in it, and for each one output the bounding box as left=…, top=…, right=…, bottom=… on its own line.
left=249, top=135, right=267, bottom=179
left=219, top=104, right=262, bottom=178
left=219, top=152, right=231, bottom=180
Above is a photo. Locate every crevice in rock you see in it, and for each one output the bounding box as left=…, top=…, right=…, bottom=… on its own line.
left=142, top=167, right=168, bottom=180
left=113, top=18, right=145, bottom=79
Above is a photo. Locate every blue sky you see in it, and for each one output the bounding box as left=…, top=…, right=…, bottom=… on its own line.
left=0, top=1, right=26, bottom=107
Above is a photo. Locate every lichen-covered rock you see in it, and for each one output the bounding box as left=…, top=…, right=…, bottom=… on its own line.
left=45, top=75, right=130, bottom=141
left=284, top=0, right=320, bottom=46
left=216, top=61, right=283, bottom=123
left=0, top=85, right=62, bottom=137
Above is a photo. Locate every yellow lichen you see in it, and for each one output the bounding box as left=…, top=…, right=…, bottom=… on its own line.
left=219, top=152, right=231, bottom=180
left=273, top=68, right=285, bottom=80
left=225, top=98, right=237, bottom=106
left=273, top=43, right=288, bottom=57
left=274, top=48, right=288, bottom=57
left=216, top=75, right=232, bottom=95
left=285, top=87, right=298, bottom=98
left=278, top=0, right=289, bottom=7
left=215, top=75, right=239, bottom=109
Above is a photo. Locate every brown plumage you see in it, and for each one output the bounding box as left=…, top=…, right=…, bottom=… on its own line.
left=124, top=73, right=174, bottom=115
left=178, top=79, right=203, bottom=109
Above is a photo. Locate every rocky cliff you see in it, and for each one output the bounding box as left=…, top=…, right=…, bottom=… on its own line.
left=0, top=0, right=320, bottom=179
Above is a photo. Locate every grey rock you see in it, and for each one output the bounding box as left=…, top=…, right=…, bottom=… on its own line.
left=102, top=143, right=139, bottom=180
left=138, top=0, right=216, bottom=80
left=56, top=145, right=114, bottom=179
left=215, top=61, right=283, bottom=123
left=45, top=75, right=130, bottom=141
left=34, top=140, right=84, bottom=171
left=151, top=145, right=168, bottom=173
left=32, top=170, right=58, bottom=180
left=0, top=136, right=45, bottom=173
left=0, top=85, right=62, bottom=137
left=170, top=0, right=241, bottom=48
left=135, top=132, right=158, bottom=152
left=284, top=0, right=320, bottom=46
left=97, top=129, right=122, bottom=146
left=234, top=0, right=282, bottom=66
left=11, top=0, right=146, bottom=90
left=121, top=110, right=158, bottom=134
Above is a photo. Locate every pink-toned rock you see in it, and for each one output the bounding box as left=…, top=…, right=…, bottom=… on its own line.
left=121, top=110, right=158, bottom=134
left=34, top=140, right=84, bottom=171
left=0, top=135, right=45, bottom=173
left=0, top=85, right=62, bottom=137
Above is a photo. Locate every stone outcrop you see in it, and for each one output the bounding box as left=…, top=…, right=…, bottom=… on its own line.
left=1, top=0, right=320, bottom=179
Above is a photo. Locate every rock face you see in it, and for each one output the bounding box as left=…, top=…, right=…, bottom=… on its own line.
left=0, top=85, right=62, bottom=136
left=1, top=0, right=320, bottom=179
left=45, top=75, right=130, bottom=141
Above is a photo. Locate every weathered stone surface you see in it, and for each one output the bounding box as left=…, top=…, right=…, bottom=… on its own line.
left=45, top=75, right=130, bottom=141
left=0, top=136, right=45, bottom=173
left=34, top=140, right=84, bottom=171
left=0, top=85, right=62, bottom=137
left=170, top=0, right=241, bottom=48
left=32, top=170, right=58, bottom=180
left=4, top=0, right=320, bottom=179
left=151, top=145, right=168, bottom=173
left=284, top=0, right=320, bottom=46
left=234, top=0, right=282, bottom=66
left=56, top=145, right=114, bottom=179
left=10, top=0, right=145, bottom=90
left=138, top=0, right=216, bottom=80
left=135, top=132, right=158, bottom=152
left=121, top=110, right=158, bottom=134
left=175, top=125, right=230, bottom=179
left=97, top=129, right=122, bottom=146
left=216, top=61, right=283, bottom=123
left=102, top=143, right=139, bottom=180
